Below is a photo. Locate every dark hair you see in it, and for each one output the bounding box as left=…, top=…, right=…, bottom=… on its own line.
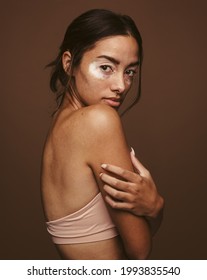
left=47, top=9, right=143, bottom=114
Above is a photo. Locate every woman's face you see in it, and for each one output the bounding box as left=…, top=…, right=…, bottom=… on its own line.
left=73, top=35, right=139, bottom=108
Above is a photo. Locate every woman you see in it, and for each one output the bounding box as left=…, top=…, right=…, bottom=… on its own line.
left=41, top=9, right=161, bottom=260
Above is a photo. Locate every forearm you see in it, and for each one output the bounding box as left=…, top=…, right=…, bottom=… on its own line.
left=114, top=213, right=152, bottom=260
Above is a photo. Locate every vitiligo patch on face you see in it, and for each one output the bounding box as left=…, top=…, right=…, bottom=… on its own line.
left=88, top=61, right=134, bottom=87
left=88, top=62, right=107, bottom=80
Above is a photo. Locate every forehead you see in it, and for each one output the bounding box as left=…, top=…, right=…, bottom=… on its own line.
left=83, top=35, right=139, bottom=64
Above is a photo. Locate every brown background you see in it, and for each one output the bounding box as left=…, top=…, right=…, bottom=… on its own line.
left=1, top=0, right=206, bottom=259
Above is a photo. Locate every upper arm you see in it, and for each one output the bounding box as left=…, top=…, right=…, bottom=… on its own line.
left=85, top=104, right=151, bottom=259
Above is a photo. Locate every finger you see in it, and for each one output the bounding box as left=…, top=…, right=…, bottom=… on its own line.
left=101, top=163, right=138, bottom=182
left=104, top=195, right=133, bottom=211
left=100, top=172, right=131, bottom=191
left=130, top=152, right=148, bottom=176
left=103, top=184, right=132, bottom=201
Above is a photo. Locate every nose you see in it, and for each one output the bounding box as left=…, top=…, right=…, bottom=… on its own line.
left=110, top=73, right=126, bottom=95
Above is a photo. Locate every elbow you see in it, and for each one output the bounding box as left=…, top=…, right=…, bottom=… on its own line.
left=125, top=241, right=152, bottom=260
left=126, top=248, right=151, bottom=260
left=126, top=249, right=151, bottom=260
left=139, top=247, right=152, bottom=260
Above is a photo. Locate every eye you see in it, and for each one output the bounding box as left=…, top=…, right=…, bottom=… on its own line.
left=125, top=69, right=137, bottom=77
left=100, top=65, right=113, bottom=73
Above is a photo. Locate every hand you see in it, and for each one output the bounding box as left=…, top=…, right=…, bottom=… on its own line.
left=100, top=149, right=164, bottom=218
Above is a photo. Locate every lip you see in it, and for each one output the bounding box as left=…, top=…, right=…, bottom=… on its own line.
left=103, top=97, right=121, bottom=107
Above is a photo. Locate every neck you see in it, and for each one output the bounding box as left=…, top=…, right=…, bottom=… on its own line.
left=63, top=90, right=84, bottom=111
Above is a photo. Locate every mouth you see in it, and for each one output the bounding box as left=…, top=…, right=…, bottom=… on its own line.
left=103, top=97, right=121, bottom=107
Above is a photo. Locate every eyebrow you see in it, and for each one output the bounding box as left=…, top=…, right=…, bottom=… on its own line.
left=96, top=55, right=140, bottom=67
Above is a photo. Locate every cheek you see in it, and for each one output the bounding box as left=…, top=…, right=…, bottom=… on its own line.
left=124, top=76, right=133, bottom=88
left=74, top=69, right=103, bottom=101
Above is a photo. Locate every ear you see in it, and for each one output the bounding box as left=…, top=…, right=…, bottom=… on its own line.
left=62, top=51, right=72, bottom=73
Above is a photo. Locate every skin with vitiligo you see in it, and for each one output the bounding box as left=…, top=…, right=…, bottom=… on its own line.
left=41, top=35, right=152, bottom=260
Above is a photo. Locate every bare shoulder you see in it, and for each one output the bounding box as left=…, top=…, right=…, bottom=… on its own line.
left=68, top=104, right=127, bottom=156
left=84, top=103, right=120, bottom=120
left=81, top=105, right=129, bottom=165
left=50, top=104, right=127, bottom=159
left=51, top=105, right=122, bottom=146
left=76, top=104, right=123, bottom=134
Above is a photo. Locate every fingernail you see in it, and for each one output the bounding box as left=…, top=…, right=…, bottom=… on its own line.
left=131, top=147, right=135, bottom=156
left=101, top=164, right=107, bottom=169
